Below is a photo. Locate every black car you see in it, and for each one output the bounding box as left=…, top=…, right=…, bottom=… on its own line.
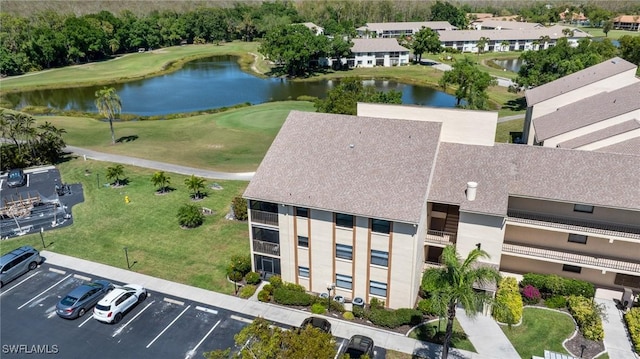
left=344, top=335, right=374, bottom=359
left=300, top=316, right=332, bottom=334
left=6, top=168, right=27, bottom=188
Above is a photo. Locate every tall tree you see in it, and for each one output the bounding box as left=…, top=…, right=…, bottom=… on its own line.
left=94, top=87, right=122, bottom=144
left=184, top=175, right=206, bottom=200
left=407, top=26, right=441, bottom=62
left=439, top=57, right=497, bottom=109
left=421, top=245, right=501, bottom=359
left=619, top=35, right=640, bottom=70
left=602, top=21, right=613, bottom=37
left=477, top=36, right=490, bottom=57
left=314, top=77, right=402, bottom=115
left=259, top=24, right=328, bottom=77
left=430, top=1, right=468, bottom=29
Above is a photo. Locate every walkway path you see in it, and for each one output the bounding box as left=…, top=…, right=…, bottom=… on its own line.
left=66, top=145, right=254, bottom=181
left=596, top=297, right=639, bottom=359
left=455, top=308, right=521, bottom=359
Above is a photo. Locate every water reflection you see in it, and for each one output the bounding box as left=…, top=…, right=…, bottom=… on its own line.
left=492, top=58, right=525, bottom=73
left=13, top=56, right=460, bottom=116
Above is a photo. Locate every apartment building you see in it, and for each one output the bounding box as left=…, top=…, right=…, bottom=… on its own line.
left=522, top=57, right=640, bottom=147
left=244, top=105, right=640, bottom=309
left=356, top=21, right=456, bottom=38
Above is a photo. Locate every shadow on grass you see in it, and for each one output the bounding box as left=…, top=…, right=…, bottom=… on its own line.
left=410, top=322, right=471, bottom=349
left=116, top=135, right=139, bottom=143
left=503, top=97, right=527, bottom=112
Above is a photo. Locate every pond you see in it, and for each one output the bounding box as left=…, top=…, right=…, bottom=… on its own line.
left=9, top=56, right=460, bottom=116
left=492, top=58, right=525, bottom=73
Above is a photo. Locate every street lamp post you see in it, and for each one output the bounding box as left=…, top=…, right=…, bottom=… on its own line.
left=40, top=227, right=45, bottom=248
left=326, top=283, right=335, bottom=313
left=124, top=247, right=131, bottom=269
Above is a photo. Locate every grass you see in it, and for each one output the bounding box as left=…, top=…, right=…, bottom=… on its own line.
left=501, top=307, right=575, bottom=359
left=577, top=27, right=637, bottom=40
left=1, top=158, right=250, bottom=294
left=35, top=101, right=315, bottom=173
left=407, top=319, right=476, bottom=353
left=496, top=119, right=525, bottom=143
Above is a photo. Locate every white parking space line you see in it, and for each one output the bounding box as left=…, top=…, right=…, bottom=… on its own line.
left=26, top=173, right=30, bottom=187
left=163, top=297, right=185, bottom=306
left=230, top=315, right=253, bottom=324
left=45, top=305, right=58, bottom=319
left=146, top=305, right=191, bottom=348
left=73, top=274, right=91, bottom=282
left=78, top=315, right=94, bottom=328
left=31, top=169, right=50, bottom=174
left=0, top=271, right=40, bottom=296
left=184, top=319, right=221, bottom=359
left=18, top=274, right=71, bottom=310
left=112, top=300, right=155, bottom=337
left=195, top=306, right=218, bottom=315
left=49, top=268, right=66, bottom=275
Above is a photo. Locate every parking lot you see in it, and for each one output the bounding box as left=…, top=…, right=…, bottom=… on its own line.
left=0, top=262, right=386, bottom=358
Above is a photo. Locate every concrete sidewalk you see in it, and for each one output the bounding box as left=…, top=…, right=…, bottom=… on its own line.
left=40, top=251, right=496, bottom=359
left=595, top=296, right=639, bottom=359
left=456, top=308, right=520, bottom=359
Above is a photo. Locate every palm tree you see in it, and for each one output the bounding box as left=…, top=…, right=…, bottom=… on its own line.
left=538, top=35, right=551, bottom=50
left=184, top=175, right=206, bottom=200
left=500, top=40, right=509, bottom=52
left=421, top=245, right=501, bottom=359
left=106, top=164, right=125, bottom=186
left=477, top=37, right=490, bottom=57
left=94, top=87, right=122, bottom=145
left=151, top=171, right=171, bottom=193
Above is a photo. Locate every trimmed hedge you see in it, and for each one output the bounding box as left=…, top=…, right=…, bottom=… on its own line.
left=262, top=284, right=274, bottom=295
left=273, top=287, right=314, bottom=306
left=493, top=277, right=523, bottom=324
left=239, top=285, right=257, bottom=299
left=567, top=295, right=604, bottom=341
left=624, top=307, right=640, bottom=352
left=311, top=302, right=326, bottom=314
left=521, top=273, right=595, bottom=298
left=367, top=308, right=423, bottom=328
left=245, top=271, right=261, bottom=285
left=545, top=295, right=568, bottom=309
left=417, top=298, right=439, bottom=316
left=343, top=312, right=355, bottom=320
left=269, top=275, right=283, bottom=289
left=257, top=289, right=270, bottom=302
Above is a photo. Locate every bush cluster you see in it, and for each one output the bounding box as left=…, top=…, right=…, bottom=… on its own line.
left=521, top=273, right=595, bottom=298
left=310, top=302, right=326, bottom=314
left=544, top=295, right=568, bottom=309
left=521, top=285, right=541, bottom=305
left=231, top=197, right=248, bottom=221
left=493, top=277, right=523, bottom=324
left=177, top=203, right=205, bottom=228
left=343, top=312, right=355, bottom=320
left=257, top=290, right=270, bottom=302
left=227, top=254, right=252, bottom=277
left=567, top=295, right=604, bottom=341
left=367, top=307, right=423, bottom=328
left=273, top=287, right=314, bottom=306
left=624, top=307, right=640, bottom=352
left=245, top=271, right=261, bottom=285
left=417, top=298, right=439, bottom=316
left=269, top=275, right=283, bottom=288
left=239, top=285, right=257, bottom=299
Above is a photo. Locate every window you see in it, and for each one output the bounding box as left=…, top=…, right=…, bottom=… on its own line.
left=336, top=244, right=353, bottom=260
left=335, top=213, right=354, bottom=228
left=296, top=207, right=308, bottom=218
left=298, top=266, right=309, bottom=278
left=369, top=281, right=387, bottom=297
left=574, top=204, right=594, bottom=213
left=336, top=274, right=352, bottom=290
left=371, top=219, right=390, bottom=234
left=568, top=234, right=587, bottom=244
left=370, top=250, right=389, bottom=267
left=562, top=264, right=582, bottom=273
left=298, top=236, right=309, bottom=248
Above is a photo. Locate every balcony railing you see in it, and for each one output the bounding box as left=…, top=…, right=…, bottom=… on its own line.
left=507, top=210, right=640, bottom=240
left=252, top=240, right=280, bottom=256
left=425, top=230, right=456, bottom=246
left=503, top=242, right=640, bottom=273
left=250, top=209, right=279, bottom=226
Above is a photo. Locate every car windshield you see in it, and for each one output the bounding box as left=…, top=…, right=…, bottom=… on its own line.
left=95, top=304, right=111, bottom=311
left=60, top=296, right=78, bottom=306
left=8, top=171, right=21, bottom=179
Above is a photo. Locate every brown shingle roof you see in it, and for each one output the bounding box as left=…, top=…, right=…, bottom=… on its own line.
left=437, top=25, right=589, bottom=42
left=525, top=57, right=637, bottom=106
left=430, top=143, right=640, bottom=215
left=533, top=82, right=640, bottom=141
left=557, top=120, right=640, bottom=149
left=597, top=137, right=640, bottom=156
left=243, top=111, right=442, bottom=224
left=613, top=15, right=640, bottom=24
left=351, top=38, right=409, bottom=53
left=357, top=21, right=456, bottom=32
left=472, top=20, right=543, bottom=30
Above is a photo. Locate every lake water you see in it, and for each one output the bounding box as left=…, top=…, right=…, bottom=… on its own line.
left=11, top=56, right=460, bottom=116
left=492, top=58, right=525, bottom=73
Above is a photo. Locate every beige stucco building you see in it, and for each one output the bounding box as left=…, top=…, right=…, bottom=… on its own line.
left=244, top=105, right=640, bottom=309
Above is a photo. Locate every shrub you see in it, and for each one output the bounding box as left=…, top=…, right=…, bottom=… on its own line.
left=177, top=204, right=204, bottom=228
left=367, top=307, right=422, bottom=328
left=257, top=289, right=270, bottom=302
left=228, top=270, right=243, bottom=282
left=231, top=196, right=248, bottom=221
left=311, top=302, right=326, bottom=314
left=544, top=295, right=567, bottom=309
left=567, top=295, right=604, bottom=341
left=624, top=307, right=640, bottom=352
left=395, top=308, right=424, bottom=326
left=343, top=312, right=355, bottom=320
left=269, top=275, right=283, bottom=288
left=297, top=95, right=318, bottom=102
left=520, top=273, right=595, bottom=298
left=353, top=305, right=365, bottom=318
left=273, top=287, right=314, bottom=306
left=330, top=300, right=346, bottom=313
left=370, top=297, right=385, bottom=310
left=563, top=279, right=595, bottom=298
left=262, top=284, right=274, bottom=295
left=239, top=285, right=257, bottom=299
left=245, top=271, right=261, bottom=285
left=522, top=285, right=541, bottom=305
left=493, top=277, right=523, bottom=324
left=417, top=298, right=439, bottom=316
left=227, top=254, right=252, bottom=276
left=283, top=282, right=306, bottom=292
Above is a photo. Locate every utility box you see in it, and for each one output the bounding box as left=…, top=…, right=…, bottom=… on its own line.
left=621, top=288, right=634, bottom=310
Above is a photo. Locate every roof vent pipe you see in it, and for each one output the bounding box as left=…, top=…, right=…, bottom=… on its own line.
left=466, top=182, right=478, bottom=201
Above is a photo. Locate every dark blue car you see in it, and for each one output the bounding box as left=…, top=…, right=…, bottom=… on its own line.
left=56, top=280, right=114, bottom=319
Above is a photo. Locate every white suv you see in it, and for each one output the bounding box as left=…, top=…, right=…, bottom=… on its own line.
left=93, top=284, right=147, bottom=324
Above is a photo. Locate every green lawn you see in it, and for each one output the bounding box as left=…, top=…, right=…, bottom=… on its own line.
left=36, top=101, right=315, bottom=173
left=408, top=319, right=476, bottom=353
left=496, top=119, right=525, bottom=143
left=578, top=27, right=638, bottom=40
left=2, top=159, right=250, bottom=294
left=501, top=307, right=575, bottom=359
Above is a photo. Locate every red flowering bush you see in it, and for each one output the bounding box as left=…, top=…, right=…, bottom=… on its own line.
left=522, top=284, right=541, bottom=305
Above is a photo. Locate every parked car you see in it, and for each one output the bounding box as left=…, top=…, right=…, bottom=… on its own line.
left=344, top=335, right=375, bottom=359
left=56, top=280, right=114, bottom=319
left=0, top=246, right=41, bottom=288
left=6, top=168, right=27, bottom=188
left=93, top=284, right=147, bottom=324
left=300, top=316, right=332, bottom=334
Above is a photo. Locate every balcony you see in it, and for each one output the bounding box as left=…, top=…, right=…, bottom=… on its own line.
left=425, top=230, right=456, bottom=246
left=507, top=210, right=640, bottom=240
left=252, top=240, right=280, bottom=256
left=502, top=242, right=640, bottom=274
left=250, top=209, right=279, bottom=226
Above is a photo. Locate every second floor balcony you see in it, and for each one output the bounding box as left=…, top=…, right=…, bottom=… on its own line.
left=250, top=209, right=279, bottom=226
left=425, top=230, right=456, bottom=246
left=253, top=240, right=280, bottom=256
